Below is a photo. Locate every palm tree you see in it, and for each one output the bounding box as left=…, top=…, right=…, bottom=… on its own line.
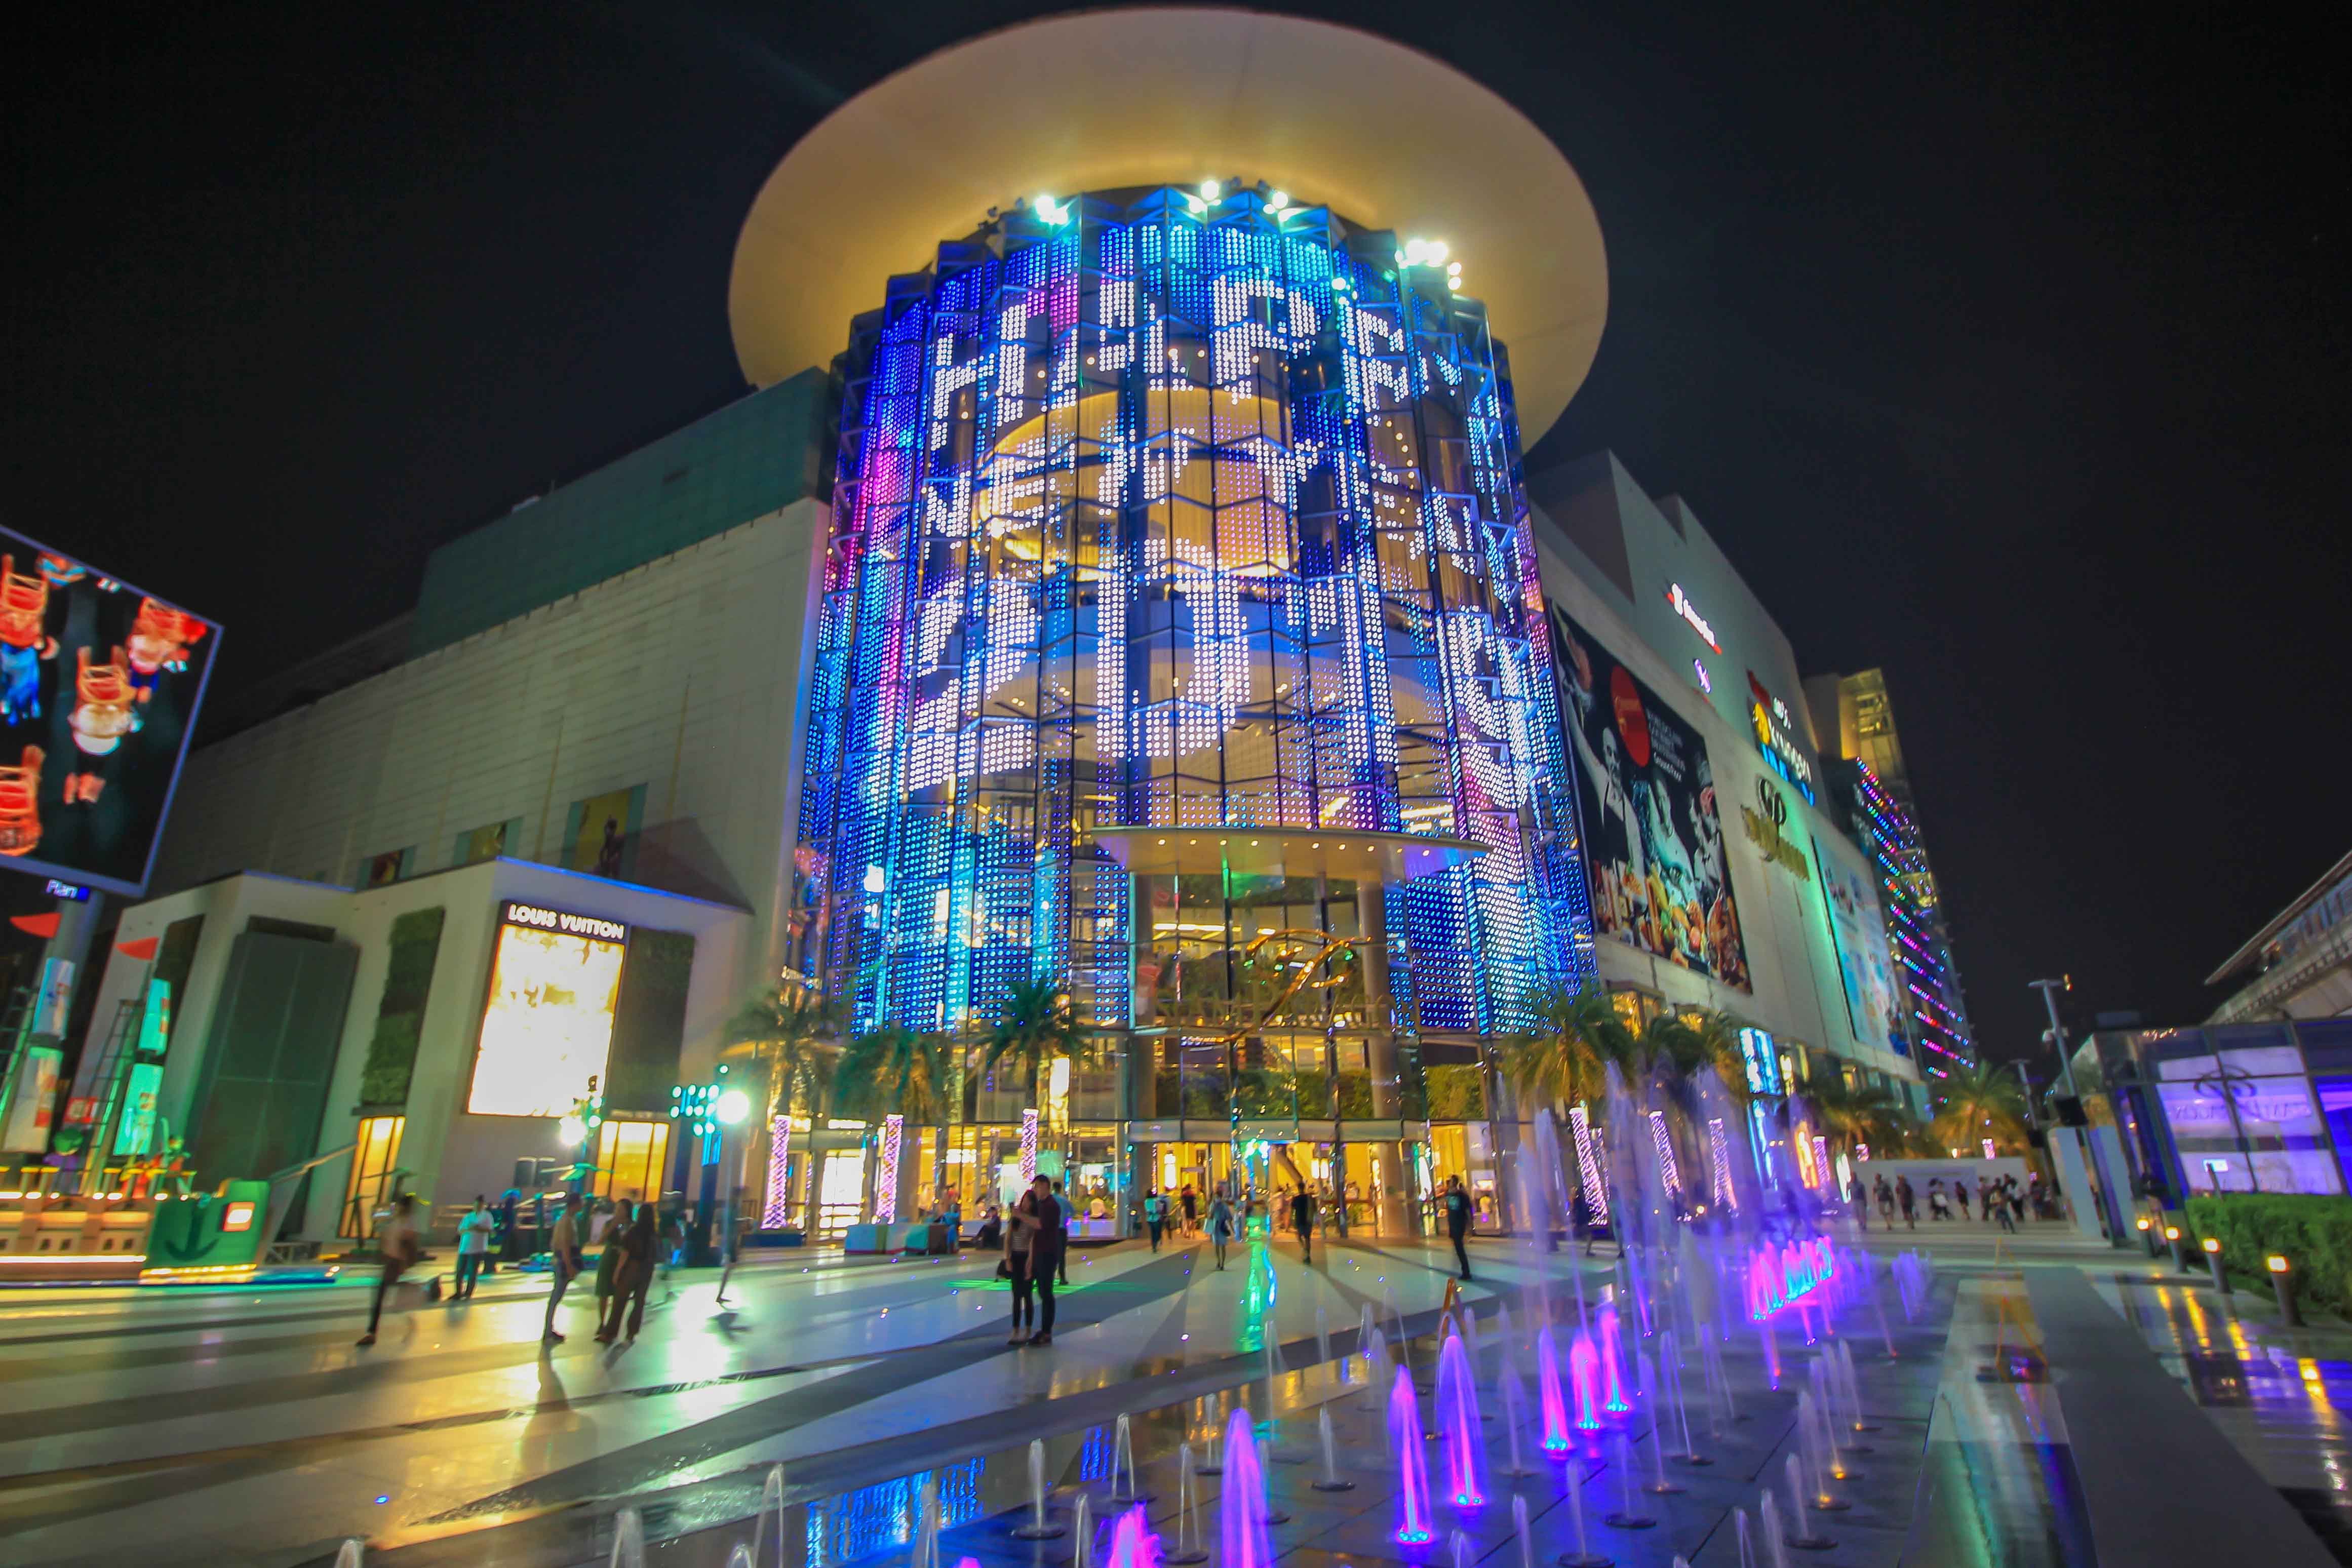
left=981, top=976, right=1084, bottom=1103
left=1803, top=1071, right=1914, bottom=1159
left=1497, top=982, right=1633, bottom=1110
left=834, top=1025, right=957, bottom=1211
left=724, top=984, right=842, bottom=1234
left=979, top=977, right=1114, bottom=1178
left=1641, top=1008, right=1751, bottom=1109
left=1931, top=1062, right=2030, bottom=1154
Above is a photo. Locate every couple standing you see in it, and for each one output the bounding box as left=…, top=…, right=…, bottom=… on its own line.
left=1003, top=1174, right=1065, bottom=1347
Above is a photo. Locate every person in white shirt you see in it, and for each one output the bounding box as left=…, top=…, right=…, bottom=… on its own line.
left=453, top=1196, right=494, bottom=1301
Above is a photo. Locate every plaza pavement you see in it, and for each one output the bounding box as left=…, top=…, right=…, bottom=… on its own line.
left=3, top=1216, right=2346, bottom=1567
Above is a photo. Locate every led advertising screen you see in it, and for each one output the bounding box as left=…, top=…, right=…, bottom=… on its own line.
left=1813, top=832, right=1907, bottom=1055
left=1552, top=606, right=1750, bottom=990
left=466, top=902, right=626, bottom=1117
left=0, top=525, right=220, bottom=896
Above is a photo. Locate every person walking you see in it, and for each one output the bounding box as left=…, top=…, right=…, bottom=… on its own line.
left=1441, top=1174, right=1474, bottom=1280
left=1991, top=1182, right=2018, bottom=1233
left=1181, top=1185, right=1199, bottom=1238
left=1927, top=1179, right=1949, bottom=1221
left=609, top=1203, right=658, bottom=1340
left=1896, top=1175, right=1917, bottom=1230
left=2009, top=1178, right=2028, bottom=1225
left=1006, top=1186, right=1037, bottom=1343
left=357, top=1193, right=423, bottom=1346
left=453, top=1195, right=494, bottom=1301
left=1208, top=1189, right=1234, bottom=1270
left=1144, top=1189, right=1165, bottom=1252
left=1874, top=1176, right=1895, bottom=1227
left=1848, top=1173, right=1869, bottom=1232
left=593, top=1200, right=637, bottom=1343
left=541, top=1192, right=585, bottom=1344
left=1288, top=1185, right=1316, bottom=1264
left=1953, top=1180, right=1972, bottom=1221
left=499, top=1190, right=523, bottom=1261
left=1023, top=1174, right=1065, bottom=1346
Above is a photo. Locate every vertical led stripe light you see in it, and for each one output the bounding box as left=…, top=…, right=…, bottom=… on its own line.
left=875, top=1113, right=905, bottom=1222
left=763, top=1116, right=793, bottom=1230
left=1648, top=1109, right=1681, bottom=1201
left=1020, top=1108, right=1040, bottom=1186
left=1570, top=1104, right=1609, bottom=1228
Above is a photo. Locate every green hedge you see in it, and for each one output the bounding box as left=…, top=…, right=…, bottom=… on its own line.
left=2187, top=1193, right=2352, bottom=1316
left=356, top=908, right=446, bottom=1107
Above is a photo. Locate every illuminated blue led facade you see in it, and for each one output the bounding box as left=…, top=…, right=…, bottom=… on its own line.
left=789, top=183, right=1592, bottom=1065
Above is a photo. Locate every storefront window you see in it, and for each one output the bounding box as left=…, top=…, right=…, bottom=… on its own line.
left=590, top=1119, right=671, bottom=1207
left=2157, top=1048, right=2340, bottom=1195
left=339, top=1115, right=405, bottom=1239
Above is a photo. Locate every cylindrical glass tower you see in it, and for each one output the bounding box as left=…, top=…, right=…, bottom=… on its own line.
left=790, top=182, right=1591, bottom=1213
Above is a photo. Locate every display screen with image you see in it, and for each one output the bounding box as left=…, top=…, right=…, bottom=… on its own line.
left=1814, top=833, right=1906, bottom=1054
left=1551, top=606, right=1749, bottom=989
left=0, top=524, right=220, bottom=895
left=466, top=909, right=626, bottom=1117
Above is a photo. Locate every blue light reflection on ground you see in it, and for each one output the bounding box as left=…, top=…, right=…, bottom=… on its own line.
left=803, top=1458, right=987, bottom=1568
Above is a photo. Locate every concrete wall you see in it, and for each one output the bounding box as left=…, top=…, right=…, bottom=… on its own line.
left=152, top=500, right=827, bottom=999
left=1529, top=451, right=1818, bottom=775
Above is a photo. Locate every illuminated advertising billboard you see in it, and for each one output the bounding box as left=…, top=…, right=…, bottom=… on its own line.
left=466, top=901, right=626, bottom=1117
left=0, top=525, right=220, bottom=896
left=1552, top=606, right=1750, bottom=990
left=1813, top=832, right=1907, bottom=1055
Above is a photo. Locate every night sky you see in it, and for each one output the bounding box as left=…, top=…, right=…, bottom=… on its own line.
left=9, top=4, right=2344, bottom=1062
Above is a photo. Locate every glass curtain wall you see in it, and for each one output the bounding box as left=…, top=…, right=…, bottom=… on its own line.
left=790, top=181, right=1593, bottom=1212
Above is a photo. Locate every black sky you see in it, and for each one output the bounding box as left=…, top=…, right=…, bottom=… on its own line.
left=8, top=3, right=2345, bottom=1060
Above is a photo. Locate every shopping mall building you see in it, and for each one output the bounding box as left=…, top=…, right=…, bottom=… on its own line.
left=79, top=11, right=1945, bottom=1242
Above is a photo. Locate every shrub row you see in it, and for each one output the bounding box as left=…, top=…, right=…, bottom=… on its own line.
left=2186, top=1192, right=2352, bottom=1316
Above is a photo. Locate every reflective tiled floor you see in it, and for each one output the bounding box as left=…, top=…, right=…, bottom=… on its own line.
left=4, top=1220, right=2330, bottom=1568
left=2094, top=1270, right=2352, bottom=1562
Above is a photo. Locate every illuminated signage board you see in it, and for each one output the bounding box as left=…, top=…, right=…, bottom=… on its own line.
left=44, top=879, right=89, bottom=900
left=1745, top=672, right=1816, bottom=803
left=501, top=900, right=627, bottom=943
left=1741, top=777, right=1812, bottom=882
left=0, top=523, right=222, bottom=897
left=469, top=901, right=628, bottom=1117
left=1738, top=1027, right=1783, bottom=1095
left=1666, top=583, right=1720, bottom=652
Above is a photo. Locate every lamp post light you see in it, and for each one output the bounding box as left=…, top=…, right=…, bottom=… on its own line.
left=2202, top=1236, right=2231, bottom=1295
left=2163, top=1223, right=2195, bottom=1274
left=2269, top=1254, right=2302, bottom=1326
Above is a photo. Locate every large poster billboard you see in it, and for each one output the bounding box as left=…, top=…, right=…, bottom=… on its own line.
left=0, top=525, right=220, bottom=895
left=1813, top=832, right=1906, bottom=1055
left=1552, top=606, right=1749, bottom=990
left=466, top=903, right=627, bottom=1117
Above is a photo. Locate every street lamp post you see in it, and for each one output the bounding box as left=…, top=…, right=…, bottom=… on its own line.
left=2028, top=980, right=2080, bottom=1101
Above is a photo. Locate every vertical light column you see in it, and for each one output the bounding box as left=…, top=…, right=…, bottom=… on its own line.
left=875, top=1114, right=905, bottom=1222
left=762, top=1116, right=793, bottom=1230
left=1570, top=1104, right=1609, bottom=1228
left=1020, top=1108, right=1040, bottom=1186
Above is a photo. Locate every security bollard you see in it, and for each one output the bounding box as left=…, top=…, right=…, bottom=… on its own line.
left=2202, top=1237, right=2231, bottom=1296
left=2136, top=1214, right=2160, bottom=1257
left=2269, top=1255, right=2302, bottom=1326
